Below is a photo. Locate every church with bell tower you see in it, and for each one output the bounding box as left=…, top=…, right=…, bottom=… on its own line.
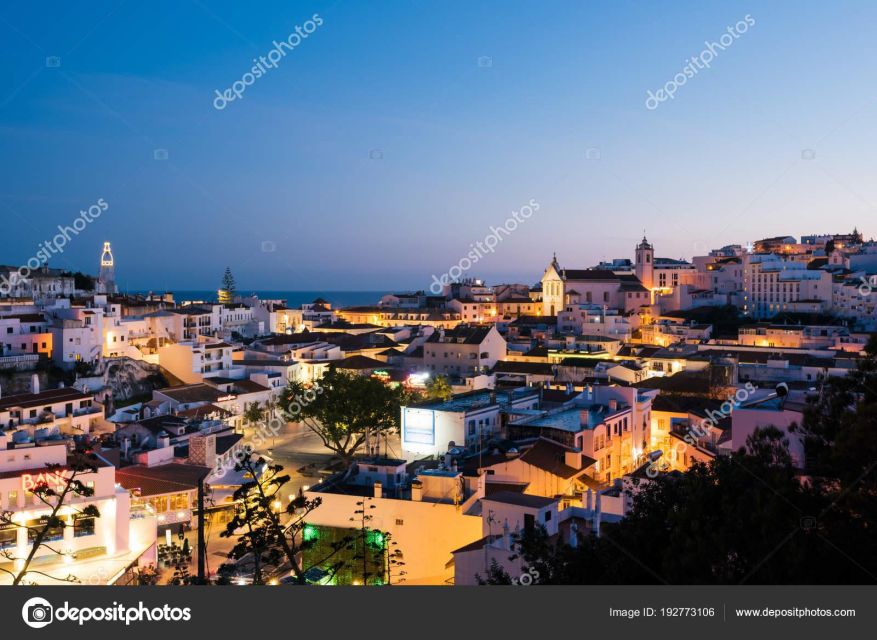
left=634, top=234, right=654, bottom=291
left=539, top=237, right=654, bottom=317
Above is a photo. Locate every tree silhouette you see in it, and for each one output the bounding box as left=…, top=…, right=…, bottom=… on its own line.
left=218, top=452, right=349, bottom=584
left=0, top=446, right=100, bottom=585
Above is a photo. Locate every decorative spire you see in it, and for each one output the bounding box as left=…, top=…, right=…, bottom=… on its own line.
left=637, top=232, right=652, bottom=250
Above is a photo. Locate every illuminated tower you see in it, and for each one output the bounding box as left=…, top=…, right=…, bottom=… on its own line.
left=635, top=234, right=654, bottom=291
left=98, top=241, right=116, bottom=294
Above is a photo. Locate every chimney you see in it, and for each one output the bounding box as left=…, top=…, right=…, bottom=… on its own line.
left=411, top=479, right=423, bottom=502
left=373, top=480, right=382, bottom=499
left=584, top=488, right=593, bottom=512
left=189, top=433, right=217, bottom=469
left=564, top=450, right=582, bottom=470
left=157, top=431, right=170, bottom=449
left=609, top=399, right=618, bottom=412
left=31, top=374, right=40, bottom=395
left=121, top=437, right=130, bottom=458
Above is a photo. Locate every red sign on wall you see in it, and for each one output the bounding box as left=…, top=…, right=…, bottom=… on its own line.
left=21, top=470, right=70, bottom=493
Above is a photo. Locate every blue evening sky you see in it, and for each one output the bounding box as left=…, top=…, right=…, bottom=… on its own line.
left=1, top=0, right=875, bottom=291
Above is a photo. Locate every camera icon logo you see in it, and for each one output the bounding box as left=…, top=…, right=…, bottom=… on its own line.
left=22, top=597, right=54, bottom=629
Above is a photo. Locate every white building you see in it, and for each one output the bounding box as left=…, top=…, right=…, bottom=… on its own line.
left=0, top=265, right=75, bottom=300
left=0, top=385, right=105, bottom=436
left=401, top=388, right=540, bottom=458
left=743, top=253, right=833, bottom=319
left=0, top=312, right=52, bottom=358
left=158, top=338, right=235, bottom=384
left=423, top=325, right=506, bottom=378
left=0, top=436, right=156, bottom=585
left=557, top=304, right=633, bottom=339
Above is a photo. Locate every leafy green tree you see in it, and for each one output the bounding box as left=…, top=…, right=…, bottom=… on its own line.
left=243, top=401, right=265, bottom=429
left=282, top=368, right=404, bottom=465
left=425, top=375, right=453, bottom=401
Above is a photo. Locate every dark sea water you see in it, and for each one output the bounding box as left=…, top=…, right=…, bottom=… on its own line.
left=131, top=290, right=385, bottom=309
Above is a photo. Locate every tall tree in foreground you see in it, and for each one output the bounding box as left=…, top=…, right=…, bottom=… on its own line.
left=480, top=429, right=837, bottom=584
left=477, top=338, right=877, bottom=584
left=0, top=448, right=100, bottom=585
left=793, top=332, right=877, bottom=578
left=282, top=368, right=404, bottom=465
left=218, top=452, right=349, bottom=584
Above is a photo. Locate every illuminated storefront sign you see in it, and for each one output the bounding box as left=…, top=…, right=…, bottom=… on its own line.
left=21, top=470, right=71, bottom=492
left=406, top=372, right=430, bottom=388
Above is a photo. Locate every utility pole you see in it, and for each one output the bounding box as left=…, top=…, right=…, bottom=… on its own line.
left=197, top=477, right=206, bottom=582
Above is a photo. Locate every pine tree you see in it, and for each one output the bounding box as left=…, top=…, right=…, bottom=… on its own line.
left=219, top=267, right=236, bottom=304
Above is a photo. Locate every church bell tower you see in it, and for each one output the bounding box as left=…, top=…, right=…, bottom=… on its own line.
left=635, top=234, right=654, bottom=291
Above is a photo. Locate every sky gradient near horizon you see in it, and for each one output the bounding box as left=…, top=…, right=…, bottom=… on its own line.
left=1, top=0, right=876, bottom=291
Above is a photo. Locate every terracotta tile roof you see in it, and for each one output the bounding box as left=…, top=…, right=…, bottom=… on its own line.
left=115, top=463, right=211, bottom=497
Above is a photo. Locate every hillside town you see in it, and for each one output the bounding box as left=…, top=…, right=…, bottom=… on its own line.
left=1, top=229, right=875, bottom=585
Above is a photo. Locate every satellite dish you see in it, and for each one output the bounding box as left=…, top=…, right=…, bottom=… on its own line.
left=775, top=382, right=789, bottom=398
